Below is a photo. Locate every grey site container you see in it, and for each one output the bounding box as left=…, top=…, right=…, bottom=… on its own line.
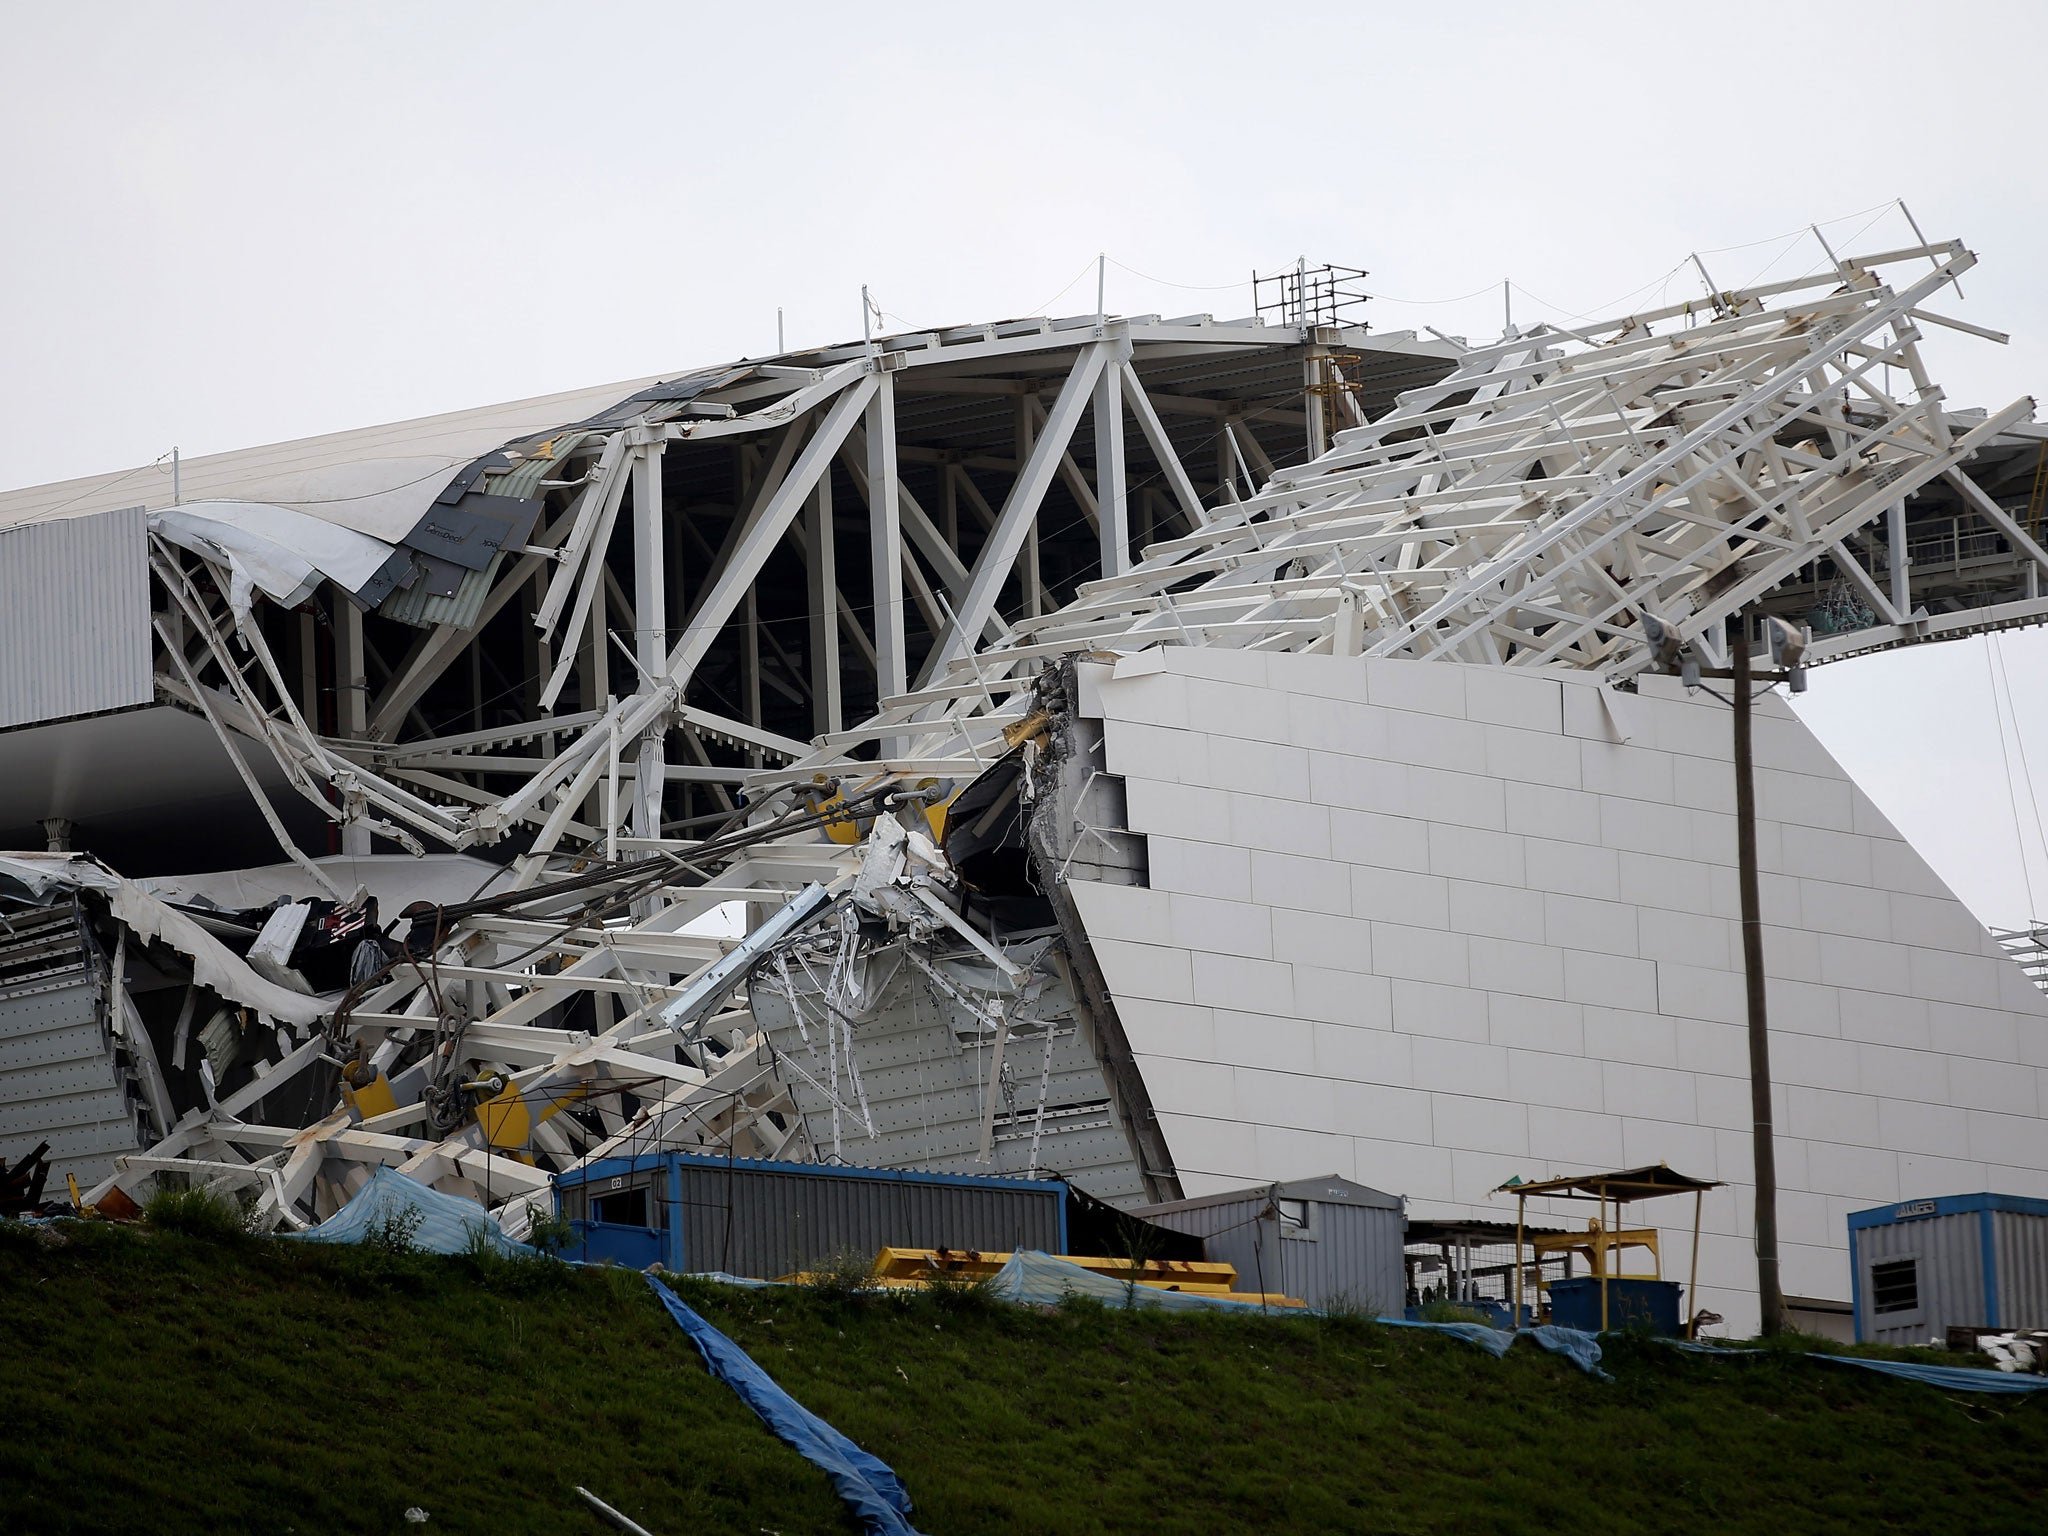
left=1849, top=1193, right=2048, bottom=1344
left=0, top=505, right=152, bottom=730
left=554, top=1150, right=1066, bottom=1278
left=1130, top=1175, right=1406, bottom=1310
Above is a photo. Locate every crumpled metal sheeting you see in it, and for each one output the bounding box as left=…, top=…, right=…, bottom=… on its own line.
left=572, top=365, right=755, bottom=431
left=377, top=553, right=501, bottom=629
left=482, top=429, right=599, bottom=502
left=150, top=502, right=406, bottom=618
left=0, top=853, right=325, bottom=1027
left=50, top=823, right=850, bottom=1230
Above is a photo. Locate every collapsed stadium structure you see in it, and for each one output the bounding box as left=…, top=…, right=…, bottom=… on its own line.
left=3, top=237, right=2047, bottom=1332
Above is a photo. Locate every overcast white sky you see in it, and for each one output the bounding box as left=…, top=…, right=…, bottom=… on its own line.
left=7, top=1, right=2048, bottom=927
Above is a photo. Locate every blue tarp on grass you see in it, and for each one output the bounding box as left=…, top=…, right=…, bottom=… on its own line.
left=646, top=1274, right=926, bottom=1536
left=283, top=1167, right=534, bottom=1257
left=673, top=1254, right=2042, bottom=1394
left=1668, top=1338, right=2048, bottom=1395
left=1377, top=1316, right=1612, bottom=1379
left=980, top=1252, right=1617, bottom=1376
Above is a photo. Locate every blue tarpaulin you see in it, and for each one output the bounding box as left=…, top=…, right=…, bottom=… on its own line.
left=979, top=1252, right=1617, bottom=1376
left=645, top=1275, right=926, bottom=1536
left=1378, top=1317, right=1612, bottom=1379
left=1667, top=1338, right=2048, bottom=1395
left=283, top=1167, right=534, bottom=1257
left=1523, top=1323, right=1612, bottom=1379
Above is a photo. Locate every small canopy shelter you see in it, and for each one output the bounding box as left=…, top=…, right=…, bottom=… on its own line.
left=1493, top=1164, right=1723, bottom=1335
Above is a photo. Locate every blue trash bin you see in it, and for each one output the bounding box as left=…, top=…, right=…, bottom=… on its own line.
left=1547, top=1276, right=1682, bottom=1334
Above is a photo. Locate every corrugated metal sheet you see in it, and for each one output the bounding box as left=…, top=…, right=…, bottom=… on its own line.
left=483, top=430, right=597, bottom=502
left=557, top=1152, right=1063, bottom=1279
left=1855, top=1209, right=1985, bottom=1344
left=0, top=506, right=151, bottom=730
left=1993, top=1208, right=2048, bottom=1330
left=1133, top=1178, right=1406, bottom=1310
left=0, top=903, right=142, bottom=1187
left=748, top=935, right=1148, bottom=1204
left=377, top=555, right=499, bottom=630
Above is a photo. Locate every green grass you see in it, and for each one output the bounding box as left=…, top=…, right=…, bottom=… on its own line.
left=3, top=1220, right=2045, bottom=1535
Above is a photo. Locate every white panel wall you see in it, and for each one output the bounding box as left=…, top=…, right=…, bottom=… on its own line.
left=1069, top=650, right=2048, bottom=1334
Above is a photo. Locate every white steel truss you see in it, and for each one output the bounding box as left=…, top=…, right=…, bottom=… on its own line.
left=755, top=237, right=2044, bottom=785
left=44, top=232, right=2048, bottom=1229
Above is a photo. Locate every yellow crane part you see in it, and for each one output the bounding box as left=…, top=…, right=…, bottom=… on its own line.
left=875, top=1246, right=1243, bottom=1288
left=776, top=1247, right=1307, bottom=1306
left=340, top=1067, right=398, bottom=1121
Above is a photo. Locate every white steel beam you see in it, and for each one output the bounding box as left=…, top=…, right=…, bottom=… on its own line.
left=631, top=439, right=667, bottom=843
left=666, top=374, right=878, bottom=686
left=866, top=373, right=907, bottom=702
left=929, top=342, right=1118, bottom=673
left=807, top=471, right=842, bottom=735
left=1120, top=361, right=1206, bottom=531
left=1094, top=359, right=1129, bottom=576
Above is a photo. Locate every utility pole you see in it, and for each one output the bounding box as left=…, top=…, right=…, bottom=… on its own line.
left=1731, top=622, right=1787, bottom=1337
left=1644, top=608, right=1806, bottom=1337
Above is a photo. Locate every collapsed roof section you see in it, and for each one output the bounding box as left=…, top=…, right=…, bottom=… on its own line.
left=772, top=238, right=2045, bottom=793
left=2, top=235, right=2044, bottom=1233
left=1, top=306, right=1450, bottom=869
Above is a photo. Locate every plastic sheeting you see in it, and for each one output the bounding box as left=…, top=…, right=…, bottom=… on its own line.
left=1378, top=1317, right=1612, bottom=1379
left=1668, top=1338, right=2048, bottom=1395
left=284, top=1167, right=534, bottom=1257
left=646, top=1275, right=925, bottom=1536
left=1522, top=1323, right=1611, bottom=1379
left=980, top=1256, right=1611, bottom=1377
left=983, top=1249, right=1287, bottom=1313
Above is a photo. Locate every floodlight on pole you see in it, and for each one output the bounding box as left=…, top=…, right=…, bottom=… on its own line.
left=1767, top=616, right=1811, bottom=693
left=1641, top=613, right=1685, bottom=674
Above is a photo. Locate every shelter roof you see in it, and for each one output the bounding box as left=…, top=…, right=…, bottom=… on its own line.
left=1134, top=1174, right=1403, bottom=1216
left=1492, top=1164, right=1722, bottom=1202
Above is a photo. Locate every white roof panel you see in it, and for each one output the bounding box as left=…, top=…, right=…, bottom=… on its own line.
left=0, top=374, right=662, bottom=538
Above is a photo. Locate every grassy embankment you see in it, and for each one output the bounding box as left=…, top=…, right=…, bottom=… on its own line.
left=3, top=1215, right=2044, bottom=1535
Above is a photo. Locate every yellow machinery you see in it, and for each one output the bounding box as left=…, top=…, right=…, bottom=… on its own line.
left=779, top=1246, right=1306, bottom=1308
left=806, top=773, right=963, bottom=845
left=1494, top=1164, right=1723, bottom=1335
left=1528, top=1222, right=1662, bottom=1282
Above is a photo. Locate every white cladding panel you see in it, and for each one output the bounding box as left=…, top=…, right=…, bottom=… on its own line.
left=0, top=506, right=152, bottom=730
left=1072, top=651, right=2048, bottom=1336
